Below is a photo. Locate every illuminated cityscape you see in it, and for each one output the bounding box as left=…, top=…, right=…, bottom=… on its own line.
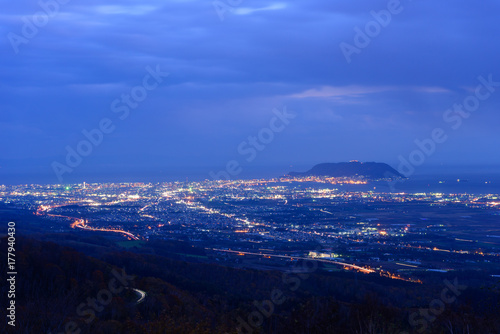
left=3, top=177, right=500, bottom=285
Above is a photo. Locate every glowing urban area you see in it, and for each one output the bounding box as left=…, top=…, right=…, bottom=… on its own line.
left=3, top=176, right=500, bottom=285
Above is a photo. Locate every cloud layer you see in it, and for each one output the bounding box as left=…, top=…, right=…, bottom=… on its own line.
left=1, top=0, right=500, bottom=183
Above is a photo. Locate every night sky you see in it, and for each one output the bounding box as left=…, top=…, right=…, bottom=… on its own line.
left=1, top=0, right=500, bottom=184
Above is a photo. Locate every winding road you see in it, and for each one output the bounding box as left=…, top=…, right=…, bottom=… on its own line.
left=37, top=204, right=140, bottom=240
left=131, top=288, right=147, bottom=304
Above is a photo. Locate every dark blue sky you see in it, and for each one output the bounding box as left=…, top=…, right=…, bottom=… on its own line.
left=1, top=0, right=500, bottom=184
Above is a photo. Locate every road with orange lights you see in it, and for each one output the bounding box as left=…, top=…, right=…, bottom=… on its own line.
left=212, top=248, right=370, bottom=274
left=211, top=248, right=422, bottom=283
left=71, top=218, right=139, bottom=240
left=36, top=204, right=139, bottom=240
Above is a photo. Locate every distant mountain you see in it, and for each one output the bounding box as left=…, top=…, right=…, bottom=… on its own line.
left=287, top=161, right=404, bottom=179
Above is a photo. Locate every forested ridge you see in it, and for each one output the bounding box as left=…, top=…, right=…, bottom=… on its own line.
left=2, top=236, right=500, bottom=334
